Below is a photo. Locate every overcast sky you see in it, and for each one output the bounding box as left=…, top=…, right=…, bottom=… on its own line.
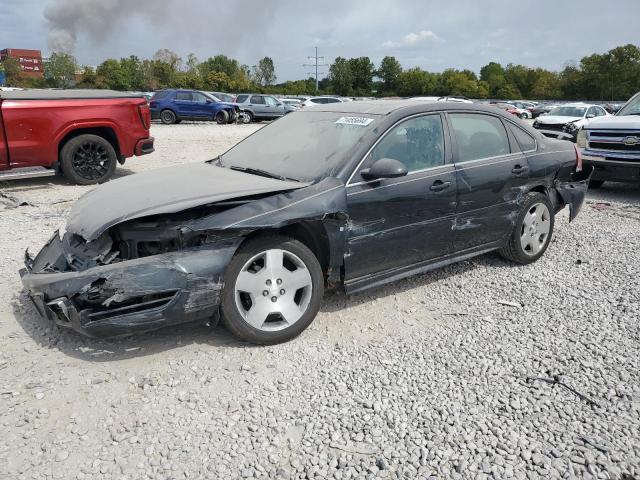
left=1, top=0, right=638, bottom=81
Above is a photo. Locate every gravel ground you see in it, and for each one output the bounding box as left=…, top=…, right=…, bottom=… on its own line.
left=1, top=121, right=639, bottom=480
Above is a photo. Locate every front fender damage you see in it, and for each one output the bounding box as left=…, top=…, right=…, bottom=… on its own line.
left=185, top=177, right=350, bottom=285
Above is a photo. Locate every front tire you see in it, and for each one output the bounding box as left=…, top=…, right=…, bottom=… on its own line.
left=60, top=134, right=118, bottom=185
left=221, top=235, right=324, bottom=345
left=499, top=192, right=554, bottom=264
left=242, top=111, right=253, bottom=124
left=215, top=110, right=229, bottom=125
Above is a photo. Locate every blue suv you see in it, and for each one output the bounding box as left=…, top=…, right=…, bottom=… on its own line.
left=150, top=89, right=239, bottom=125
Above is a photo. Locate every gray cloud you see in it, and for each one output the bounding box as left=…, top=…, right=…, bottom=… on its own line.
left=1, top=0, right=639, bottom=81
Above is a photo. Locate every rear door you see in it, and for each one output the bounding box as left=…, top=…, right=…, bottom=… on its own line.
left=249, top=95, right=266, bottom=117
left=447, top=112, right=530, bottom=251
left=173, top=91, right=194, bottom=116
left=345, top=113, right=456, bottom=284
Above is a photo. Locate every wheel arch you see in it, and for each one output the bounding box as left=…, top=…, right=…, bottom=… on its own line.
left=58, top=127, right=122, bottom=165
left=238, top=220, right=332, bottom=278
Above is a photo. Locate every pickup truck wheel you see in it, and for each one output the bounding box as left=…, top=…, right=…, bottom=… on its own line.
left=60, top=134, right=117, bottom=185
left=160, top=109, right=177, bottom=124
left=215, top=110, right=229, bottom=125
left=221, top=235, right=324, bottom=345
left=498, top=192, right=554, bottom=265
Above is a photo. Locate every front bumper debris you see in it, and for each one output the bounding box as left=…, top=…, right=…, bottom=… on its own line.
left=20, top=232, right=238, bottom=337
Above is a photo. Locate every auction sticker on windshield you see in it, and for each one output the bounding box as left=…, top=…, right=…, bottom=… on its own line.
left=335, top=116, right=374, bottom=127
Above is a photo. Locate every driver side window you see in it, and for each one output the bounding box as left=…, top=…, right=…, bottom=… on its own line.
left=370, top=114, right=445, bottom=173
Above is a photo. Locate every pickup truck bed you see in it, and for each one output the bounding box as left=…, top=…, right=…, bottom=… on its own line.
left=0, top=89, right=154, bottom=185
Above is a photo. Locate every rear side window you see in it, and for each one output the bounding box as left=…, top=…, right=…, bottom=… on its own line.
left=310, top=98, right=326, bottom=104
left=235, top=94, right=249, bottom=103
left=250, top=95, right=265, bottom=104
left=449, top=113, right=511, bottom=162
left=176, top=91, right=192, bottom=101
left=326, top=98, right=341, bottom=104
left=508, top=123, right=537, bottom=152
left=151, top=91, right=170, bottom=100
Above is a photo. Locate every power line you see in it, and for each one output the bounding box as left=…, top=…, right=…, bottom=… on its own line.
left=303, top=47, right=327, bottom=92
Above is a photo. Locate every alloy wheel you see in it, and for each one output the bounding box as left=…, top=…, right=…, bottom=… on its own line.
left=520, top=202, right=551, bottom=256
left=71, top=141, right=110, bottom=181
left=234, top=249, right=313, bottom=331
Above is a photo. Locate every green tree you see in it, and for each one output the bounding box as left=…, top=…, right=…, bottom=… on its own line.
left=480, top=62, right=506, bottom=97
left=76, top=66, right=97, bottom=88
left=199, top=55, right=241, bottom=78
left=120, top=55, right=145, bottom=90
left=186, top=53, right=199, bottom=73
left=254, top=57, right=276, bottom=86
left=46, top=52, right=77, bottom=88
left=328, top=57, right=353, bottom=96
left=348, top=57, right=375, bottom=95
left=378, top=56, right=403, bottom=93
left=396, top=67, right=437, bottom=96
left=153, top=49, right=182, bottom=70
left=1, top=58, right=24, bottom=87
left=96, top=59, right=127, bottom=90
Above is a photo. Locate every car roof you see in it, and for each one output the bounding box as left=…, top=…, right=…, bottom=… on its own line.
left=0, top=89, right=144, bottom=100
left=309, top=99, right=506, bottom=116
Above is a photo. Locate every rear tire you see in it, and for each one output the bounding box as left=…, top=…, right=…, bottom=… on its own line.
left=220, top=235, right=324, bottom=345
left=160, top=109, right=177, bottom=125
left=215, top=110, right=229, bottom=125
left=589, top=179, right=605, bottom=189
left=60, top=134, right=118, bottom=185
left=499, top=192, right=555, bottom=265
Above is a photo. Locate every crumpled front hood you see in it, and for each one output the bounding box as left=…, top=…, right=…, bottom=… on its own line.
left=537, top=115, right=582, bottom=125
left=584, top=115, right=640, bottom=130
left=67, top=163, right=306, bottom=241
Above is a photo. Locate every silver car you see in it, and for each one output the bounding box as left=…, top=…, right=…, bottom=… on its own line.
left=234, top=94, right=296, bottom=123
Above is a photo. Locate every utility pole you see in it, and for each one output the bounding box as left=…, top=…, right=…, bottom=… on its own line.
left=303, top=47, right=327, bottom=92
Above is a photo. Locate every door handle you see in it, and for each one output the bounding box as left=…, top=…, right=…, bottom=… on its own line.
left=430, top=180, right=452, bottom=192
left=512, top=165, right=529, bottom=175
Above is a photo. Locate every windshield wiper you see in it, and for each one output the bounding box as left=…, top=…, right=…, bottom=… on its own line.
left=229, top=166, right=300, bottom=182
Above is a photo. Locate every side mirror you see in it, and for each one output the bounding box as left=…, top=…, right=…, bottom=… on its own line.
left=586, top=114, right=595, bottom=119
left=360, top=158, right=408, bottom=181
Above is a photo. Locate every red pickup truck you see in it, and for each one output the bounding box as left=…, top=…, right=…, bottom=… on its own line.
left=0, top=90, right=154, bottom=185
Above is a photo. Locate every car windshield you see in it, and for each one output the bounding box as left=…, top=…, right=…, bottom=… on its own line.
left=548, top=106, right=586, bottom=117
left=219, top=111, right=380, bottom=182
left=617, top=94, right=640, bottom=116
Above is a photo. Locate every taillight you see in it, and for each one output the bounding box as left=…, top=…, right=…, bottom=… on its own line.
left=573, top=144, right=583, bottom=172
left=138, top=103, right=151, bottom=130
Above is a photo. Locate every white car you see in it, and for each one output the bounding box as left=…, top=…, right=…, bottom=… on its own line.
left=533, top=103, right=610, bottom=141
left=301, top=96, right=345, bottom=107
left=278, top=98, right=303, bottom=109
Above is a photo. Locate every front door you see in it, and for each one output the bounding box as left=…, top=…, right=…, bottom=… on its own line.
left=264, top=96, right=285, bottom=118
left=191, top=91, right=211, bottom=118
left=345, top=113, right=457, bottom=284
left=446, top=112, right=530, bottom=251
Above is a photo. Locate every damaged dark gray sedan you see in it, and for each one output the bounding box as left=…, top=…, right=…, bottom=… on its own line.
left=20, top=101, right=591, bottom=344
